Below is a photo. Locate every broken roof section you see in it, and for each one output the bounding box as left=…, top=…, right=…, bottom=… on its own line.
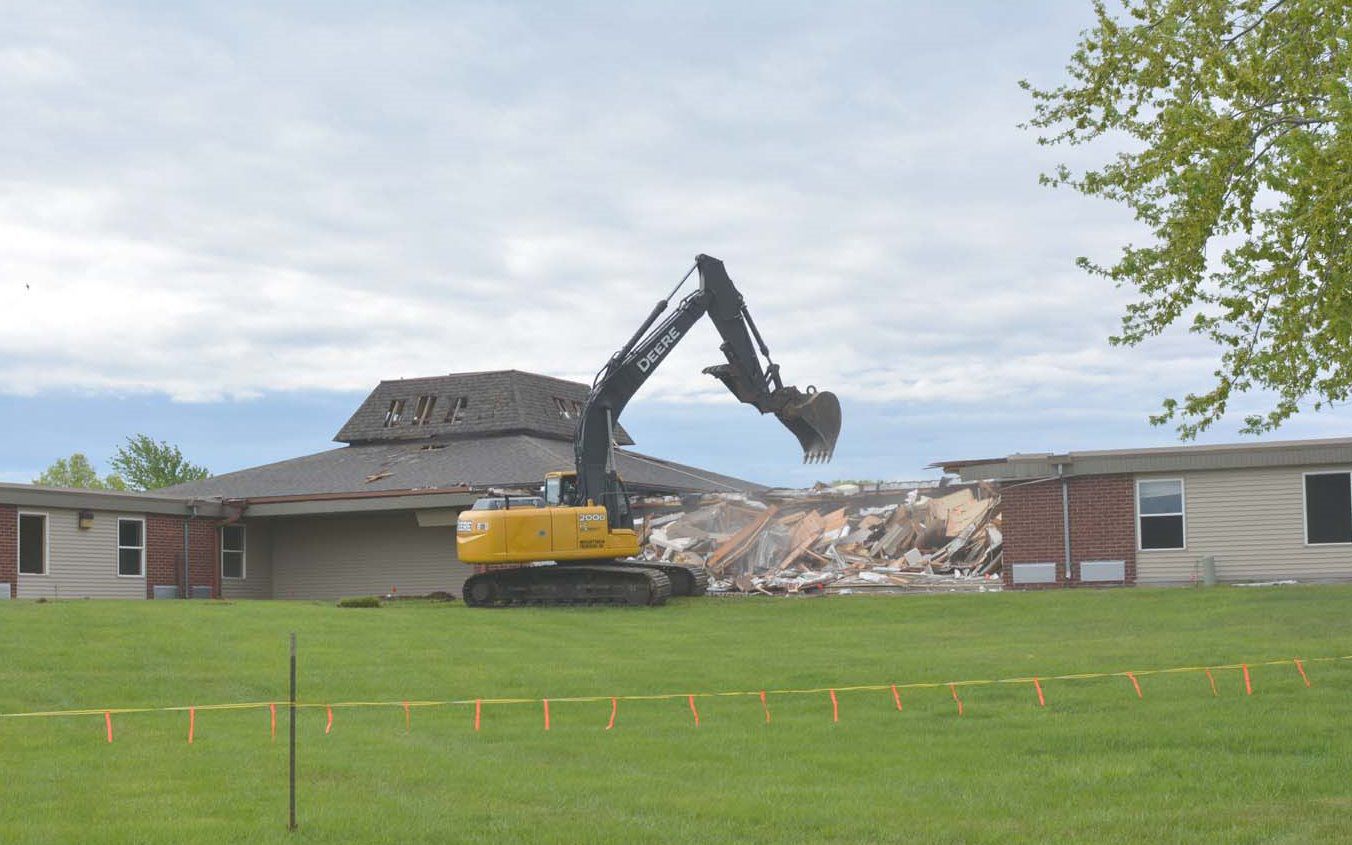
left=334, top=369, right=635, bottom=446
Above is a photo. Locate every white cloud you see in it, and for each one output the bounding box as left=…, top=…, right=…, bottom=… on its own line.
left=0, top=0, right=1340, bottom=461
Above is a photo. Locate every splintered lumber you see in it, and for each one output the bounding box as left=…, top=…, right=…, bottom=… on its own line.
left=774, top=510, right=825, bottom=573
left=944, top=497, right=994, bottom=537
left=705, top=506, right=779, bottom=575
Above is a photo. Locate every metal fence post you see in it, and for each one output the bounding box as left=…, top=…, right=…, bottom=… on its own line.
left=289, top=632, right=297, bottom=832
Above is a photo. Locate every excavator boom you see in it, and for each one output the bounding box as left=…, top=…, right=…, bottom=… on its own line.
left=573, top=254, right=840, bottom=514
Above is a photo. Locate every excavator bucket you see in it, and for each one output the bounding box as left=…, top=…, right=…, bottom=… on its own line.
left=775, top=388, right=841, bottom=464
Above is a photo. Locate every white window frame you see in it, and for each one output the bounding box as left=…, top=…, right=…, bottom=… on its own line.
left=1301, top=469, right=1352, bottom=546
left=16, top=511, right=49, bottom=577
left=116, top=517, right=146, bottom=578
left=221, top=524, right=247, bottom=580
left=1136, top=477, right=1187, bottom=552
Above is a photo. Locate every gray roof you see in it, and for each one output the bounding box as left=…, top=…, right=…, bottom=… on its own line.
left=935, top=435, right=1352, bottom=481
left=333, top=370, right=633, bottom=446
left=163, top=434, right=763, bottom=500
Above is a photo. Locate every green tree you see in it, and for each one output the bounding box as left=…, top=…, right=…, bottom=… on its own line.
left=33, top=453, right=127, bottom=491
left=1024, top=0, right=1350, bottom=437
left=109, top=435, right=210, bottom=491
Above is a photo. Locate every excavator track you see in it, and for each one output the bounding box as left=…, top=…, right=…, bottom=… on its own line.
left=624, top=561, right=709, bottom=597
left=463, top=564, right=671, bottom=608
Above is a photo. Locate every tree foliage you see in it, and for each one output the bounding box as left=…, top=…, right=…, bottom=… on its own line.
left=33, top=453, right=127, bottom=491
left=109, top=435, right=210, bottom=491
left=1024, top=0, right=1350, bottom=437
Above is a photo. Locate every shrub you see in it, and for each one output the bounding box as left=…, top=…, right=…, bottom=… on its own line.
left=337, top=595, right=381, bottom=608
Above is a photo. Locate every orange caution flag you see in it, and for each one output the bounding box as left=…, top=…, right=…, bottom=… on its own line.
left=1033, top=677, right=1045, bottom=707
left=606, top=697, right=618, bottom=731
left=474, top=699, right=482, bottom=732
left=1242, top=664, right=1253, bottom=696
left=270, top=702, right=277, bottom=740
left=543, top=699, right=551, bottom=731
left=1205, top=669, right=1218, bottom=697
left=760, top=690, right=771, bottom=724
left=1126, top=672, right=1143, bottom=699
left=891, top=684, right=902, bottom=712
left=188, top=707, right=196, bottom=744
left=688, top=695, right=700, bottom=727
left=829, top=689, right=839, bottom=723
left=949, top=683, right=963, bottom=717
left=325, top=705, right=334, bottom=735
left=1294, top=659, right=1311, bottom=688
left=104, top=711, right=114, bottom=744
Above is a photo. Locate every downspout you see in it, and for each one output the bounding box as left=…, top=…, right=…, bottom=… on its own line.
left=1058, top=463, right=1071, bottom=581
left=183, top=502, right=198, bottom=599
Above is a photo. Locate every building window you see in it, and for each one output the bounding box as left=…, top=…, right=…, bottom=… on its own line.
left=18, top=513, right=47, bottom=575
left=117, top=518, right=145, bottom=577
left=412, top=395, right=437, bottom=425
left=1305, top=472, right=1352, bottom=544
left=221, top=524, right=246, bottom=579
left=553, top=396, right=583, bottom=419
left=444, top=396, right=468, bottom=424
left=1137, top=479, right=1185, bottom=550
left=382, top=398, right=406, bottom=427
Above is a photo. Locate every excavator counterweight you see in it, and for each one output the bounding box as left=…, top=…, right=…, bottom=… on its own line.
left=457, top=254, right=841, bottom=606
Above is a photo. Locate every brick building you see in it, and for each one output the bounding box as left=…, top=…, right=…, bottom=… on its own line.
left=937, top=437, right=1352, bottom=588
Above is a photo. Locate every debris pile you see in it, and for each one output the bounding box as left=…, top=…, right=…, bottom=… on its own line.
left=638, top=484, right=1002, bottom=595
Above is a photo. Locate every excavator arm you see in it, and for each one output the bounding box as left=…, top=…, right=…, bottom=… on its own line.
left=573, top=254, right=841, bottom=520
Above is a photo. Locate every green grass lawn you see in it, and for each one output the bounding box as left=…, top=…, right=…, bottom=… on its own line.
left=3, top=586, right=1352, bottom=844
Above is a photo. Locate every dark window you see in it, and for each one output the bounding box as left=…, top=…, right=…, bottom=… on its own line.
left=1305, top=473, right=1352, bottom=544
left=382, top=399, right=406, bottom=427
left=221, top=524, right=246, bottom=579
left=1138, top=479, right=1185, bottom=550
left=117, top=518, right=144, bottom=577
left=18, top=513, right=46, bottom=575
left=444, top=396, right=468, bottom=424
left=412, top=395, right=437, bottom=425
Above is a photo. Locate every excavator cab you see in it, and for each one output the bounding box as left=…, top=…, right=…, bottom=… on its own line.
left=543, top=472, right=577, bottom=507
left=545, top=470, right=633, bottom=530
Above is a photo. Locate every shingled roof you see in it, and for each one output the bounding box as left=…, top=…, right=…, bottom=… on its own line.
left=164, top=435, right=762, bottom=500
left=334, top=370, right=634, bottom=446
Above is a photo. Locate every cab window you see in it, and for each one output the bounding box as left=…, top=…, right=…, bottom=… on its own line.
left=546, top=476, right=561, bottom=506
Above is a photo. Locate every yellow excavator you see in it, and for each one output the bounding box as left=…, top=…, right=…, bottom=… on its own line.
left=456, top=254, right=841, bottom=606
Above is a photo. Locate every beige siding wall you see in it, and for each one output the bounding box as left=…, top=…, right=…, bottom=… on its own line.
left=1136, top=465, right=1352, bottom=584
left=221, top=520, right=274, bottom=599
left=16, top=507, right=146, bottom=599
left=269, top=512, right=472, bottom=599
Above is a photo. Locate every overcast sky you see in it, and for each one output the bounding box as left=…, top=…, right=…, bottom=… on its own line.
left=2, top=1, right=1347, bottom=488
